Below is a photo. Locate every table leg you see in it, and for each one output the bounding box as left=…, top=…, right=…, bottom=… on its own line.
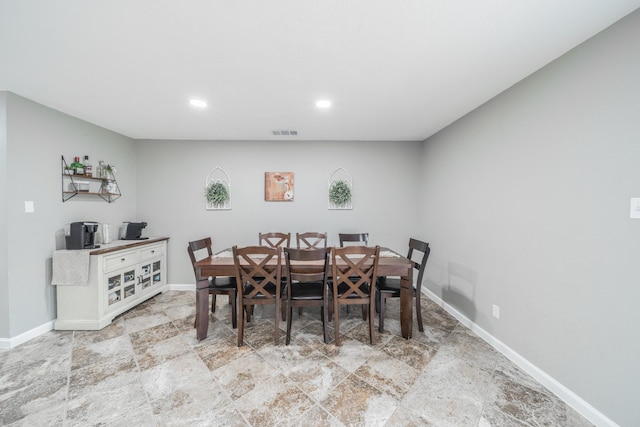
left=196, top=285, right=209, bottom=341
left=400, top=269, right=413, bottom=339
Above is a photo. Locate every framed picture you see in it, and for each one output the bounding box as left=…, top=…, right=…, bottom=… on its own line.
left=265, top=172, right=294, bottom=201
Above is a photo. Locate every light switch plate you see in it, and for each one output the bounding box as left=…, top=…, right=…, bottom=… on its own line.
left=630, top=198, right=640, bottom=219
left=24, top=201, right=34, bottom=213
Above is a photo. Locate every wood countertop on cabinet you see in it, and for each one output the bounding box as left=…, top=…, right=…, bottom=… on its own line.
left=88, top=237, right=170, bottom=255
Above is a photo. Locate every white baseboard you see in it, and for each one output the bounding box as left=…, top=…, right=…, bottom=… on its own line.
left=422, top=288, right=617, bottom=427
left=0, top=284, right=193, bottom=350
left=0, top=320, right=54, bottom=350
left=169, top=283, right=195, bottom=291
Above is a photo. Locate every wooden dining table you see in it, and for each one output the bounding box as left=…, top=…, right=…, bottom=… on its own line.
left=194, top=247, right=413, bottom=341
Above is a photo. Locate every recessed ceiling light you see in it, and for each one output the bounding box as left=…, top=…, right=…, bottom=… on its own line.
left=189, top=99, right=207, bottom=108
left=316, top=99, right=331, bottom=108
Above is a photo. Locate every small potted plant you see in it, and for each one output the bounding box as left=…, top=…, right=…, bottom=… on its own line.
left=329, top=179, right=351, bottom=207
left=104, top=164, right=116, bottom=178
left=205, top=181, right=230, bottom=207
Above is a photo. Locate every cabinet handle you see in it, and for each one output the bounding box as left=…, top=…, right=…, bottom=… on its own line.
left=151, top=250, right=155, bottom=254
left=121, top=258, right=125, bottom=262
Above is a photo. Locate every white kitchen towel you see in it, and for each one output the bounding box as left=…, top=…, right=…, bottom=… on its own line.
left=52, top=250, right=90, bottom=285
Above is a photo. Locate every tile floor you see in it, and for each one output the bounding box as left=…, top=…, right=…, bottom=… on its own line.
left=0, top=291, right=593, bottom=426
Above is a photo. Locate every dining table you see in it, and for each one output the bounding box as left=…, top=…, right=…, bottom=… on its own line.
left=194, top=247, right=414, bottom=341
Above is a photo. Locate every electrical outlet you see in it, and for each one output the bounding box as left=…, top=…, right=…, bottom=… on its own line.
left=492, top=304, right=500, bottom=319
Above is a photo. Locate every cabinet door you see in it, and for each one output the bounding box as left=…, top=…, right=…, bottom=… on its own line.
left=139, top=261, right=153, bottom=290
left=106, top=266, right=137, bottom=309
left=152, top=259, right=163, bottom=286
left=139, top=257, right=164, bottom=292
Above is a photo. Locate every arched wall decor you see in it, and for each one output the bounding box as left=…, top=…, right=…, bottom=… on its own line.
left=205, top=166, right=231, bottom=210
left=328, top=167, right=353, bottom=210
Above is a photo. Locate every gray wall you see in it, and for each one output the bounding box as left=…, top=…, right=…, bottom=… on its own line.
left=419, top=10, right=640, bottom=427
left=2, top=92, right=137, bottom=338
left=134, top=139, right=423, bottom=285
left=0, top=93, right=8, bottom=338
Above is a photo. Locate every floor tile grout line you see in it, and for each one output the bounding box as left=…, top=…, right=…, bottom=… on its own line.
left=62, top=331, right=75, bottom=427
left=126, top=316, right=162, bottom=427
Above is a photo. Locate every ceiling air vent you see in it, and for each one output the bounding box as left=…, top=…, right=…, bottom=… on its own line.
left=272, top=129, right=299, bottom=136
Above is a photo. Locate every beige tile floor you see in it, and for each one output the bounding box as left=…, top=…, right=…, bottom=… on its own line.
left=0, top=291, right=593, bottom=426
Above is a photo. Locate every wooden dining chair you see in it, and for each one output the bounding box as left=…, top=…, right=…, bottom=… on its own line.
left=259, top=232, right=291, bottom=248
left=338, top=232, right=369, bottom=247
left=337, top=233, right=370, bottom=315
left=376, top=238, right=430, bottom=332
left=296, top=232, right=327, bottom=249
left=331, top=245, right=380, bottom=345
left=258, top=232, right=290, bottom=320
left=188, top=238, right=237, bottom=329
left=284, top=247, right=330, bottom=344
left=232, top=245, right=283, bottom=346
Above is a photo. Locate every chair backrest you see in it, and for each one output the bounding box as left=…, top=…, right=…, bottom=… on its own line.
left=233, top=245, right=282, bottom=300
left=188, top=237, right=213, bottom=281
left=296, top=232, right=327, bottom=249
left=338, top=233, right=369, bottom=247
left=331, top=245, right=380, bottom=300
left=407, top=238, right=431, bottom=291
left=259, top=232, right=291, bottom=248
left=284, top=247, right=330, bottom=287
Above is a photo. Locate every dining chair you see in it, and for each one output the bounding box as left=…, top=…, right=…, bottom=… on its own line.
left=283, top=247, right=330, bottom=345
left=232, top=245, right=283, bottom=346
left=338, top=233, right=370, bottom=316
left=338, top=232, right=369, bottom=247
left=258, top=232, right=290, bottom=320
left=331, top=245, right=380, bottom=345
left=259, top=232, right=291, bottom=248
left=296, top=232, right=327, bottom=249
left=188, top=238, right=237, bottom=329
left=376, top=238, right=430, bottom=332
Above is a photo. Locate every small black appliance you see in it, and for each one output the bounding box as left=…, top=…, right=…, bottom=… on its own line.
left=122, top=222, right=149, bottom=240
left=66, top=221, right=100, bottom=250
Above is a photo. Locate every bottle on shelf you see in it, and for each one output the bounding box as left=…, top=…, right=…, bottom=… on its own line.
left=70, top=156, right=84, bottom=175
left=83, top=155, right=93, bottom=177
left=97, top=161, right=104, bottom=179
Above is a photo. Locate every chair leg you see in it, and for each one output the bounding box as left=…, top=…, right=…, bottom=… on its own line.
left=378, top=294, right=386, bottom=333
left=334, top=299, right=340, bottom=346
left=368, top=299, right=376, bottom=345
left=211, top=294, right=216, bottom=313
left=274, top=300, right=280, bottom=345
left=194, top=291, right=200, bottom=329
left=286, top=304, right=293, bottom=345
left=237, top=301, right=245, bottom=347
left=415, top=292, right=424, bottom=332
left=230, top=292, right=237, bottom=329
left=322, top=302, right=329, bottom=344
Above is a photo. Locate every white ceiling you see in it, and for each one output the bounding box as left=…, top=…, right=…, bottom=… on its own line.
left=1, top=1, right=639, bottom=141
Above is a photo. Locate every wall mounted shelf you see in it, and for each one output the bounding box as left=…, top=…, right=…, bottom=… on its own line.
left=61, top=155, right=121, bottom=203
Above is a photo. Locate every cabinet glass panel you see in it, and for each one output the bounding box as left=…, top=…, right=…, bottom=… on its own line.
left=152, top=273, right=161, bottom=285
left=108, top=289, right=121, bottom=305
left=124, top=284, right=136, bottom=299
left=141, top=277, right=151, bottom=290
left=108, top=274, right=121, bottom=290
left=153, top=261, right=161, bottom=272
left=123, top=270, right=136, bottom=284
left=141, top=264, right=151, bottom=275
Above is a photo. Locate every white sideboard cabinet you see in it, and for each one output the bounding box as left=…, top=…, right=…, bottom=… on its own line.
left=54, top=237, right=169, bottom=330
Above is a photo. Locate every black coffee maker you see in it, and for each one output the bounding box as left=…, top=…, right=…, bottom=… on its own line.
left=66, top=222, right=100, bottom=250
